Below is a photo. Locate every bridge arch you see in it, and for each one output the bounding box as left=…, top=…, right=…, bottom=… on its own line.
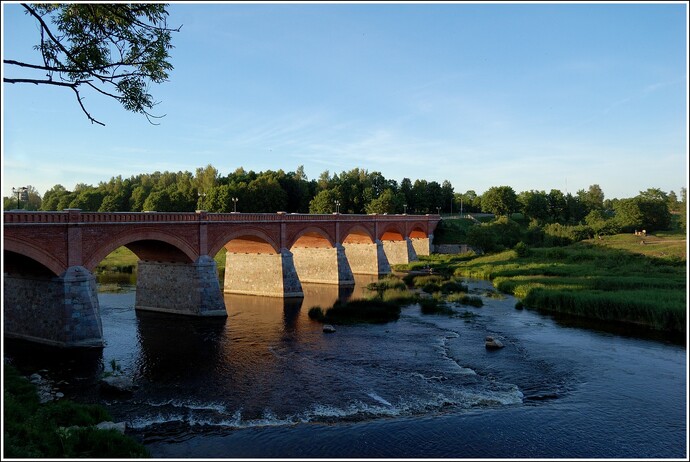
left=3, top=236, right=66, bottom=276
left=341, top=224, right=375, bottom=245
left=82, top=228, right=198, bottom=271
left=209, top=227, right=280, bottom=256
left=290, top=226, right=335, bottom=249
left=409, top=224, right=428, bottom=239
left=378, top=223, right=406, bottom=241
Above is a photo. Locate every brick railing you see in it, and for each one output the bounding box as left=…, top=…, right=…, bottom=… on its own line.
left=4, top=210, right=439, bottom=225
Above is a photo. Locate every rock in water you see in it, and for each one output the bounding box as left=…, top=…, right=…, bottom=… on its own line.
left=96, top=421, right=127, bottom=434
left=100, top=375, right=136, bottom=394
left=485, top=336, right=504, bottom=349
left=323, top=324, right=336, bottom=333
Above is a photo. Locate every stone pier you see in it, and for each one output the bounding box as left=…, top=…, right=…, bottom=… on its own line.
left=410, top=236, right=432, bottom=256
left=3, top=266, right=103, bottom=348
left=291, top=245, right=355, bottom=286
left=342, top=241, right=391, bottom=275
left=381, top=239, right=418, bottom=266
left=224, top=249, right=304, bottom=297
left=136, top=256, right=227, bottom=316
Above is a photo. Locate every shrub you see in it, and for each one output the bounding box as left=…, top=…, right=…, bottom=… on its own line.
left=411, top=275, right=445, bottom=287
left=308, top=306, right=325, bottom=321
left=440, top=280, right=468, bottom=293
left=514, top=241, right=530, bottom=257
left=380, top=288, right=418, bottom=304
left=446, top=293, right=484, bottom=307
left=419, top=298, right=454, bottom=315
left=366, top=276, right=406, bottom=292
left=422, top=282, right=441, bottom=294
left=318, top=299, right=402, bottom=324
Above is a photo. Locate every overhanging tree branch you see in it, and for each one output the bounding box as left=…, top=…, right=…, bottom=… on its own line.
left=3, top=3, right=179, bottom=126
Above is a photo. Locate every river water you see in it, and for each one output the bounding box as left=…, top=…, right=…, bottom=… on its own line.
left=4, top=276, right=687, bottom=458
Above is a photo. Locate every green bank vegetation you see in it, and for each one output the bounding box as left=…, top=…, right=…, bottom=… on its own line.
left=3, top=364, right=148, bottom=458
left=406, top=231, right=686, bottom=334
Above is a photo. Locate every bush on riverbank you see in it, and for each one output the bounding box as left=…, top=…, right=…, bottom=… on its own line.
left=308, top=299, right=402, bottom=324
left=3, top=364, right=149, bottom=458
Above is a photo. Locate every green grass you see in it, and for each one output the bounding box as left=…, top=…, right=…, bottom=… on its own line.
left=587, top=233, right=686, bottom=261
left=3, top=364, right=149, bottom=458
left=366, top=275, right=407, bottom=292
left=445, top=293, right=484, bottom=307
left=451, top=235, right=686, bottom=333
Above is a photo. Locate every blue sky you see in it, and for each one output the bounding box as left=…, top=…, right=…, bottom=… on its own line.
left=2, top=2, right=688, bottom=201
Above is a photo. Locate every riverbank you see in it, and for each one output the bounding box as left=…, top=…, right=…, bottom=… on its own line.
left=402, top=234, right=687, bottom=335
left=3, top=363, right=148, bottom=458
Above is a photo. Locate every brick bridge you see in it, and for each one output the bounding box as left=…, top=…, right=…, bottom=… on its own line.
left=3, top=209, right=439, bottom=348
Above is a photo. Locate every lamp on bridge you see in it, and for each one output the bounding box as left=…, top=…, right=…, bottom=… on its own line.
left=403, top=204, right=407, bottom=215
left=12, top=186, right=28, bottom=210
left=334, top=200, right=340, bottom=214
left=232, top=197, right=239, bottom=213
left=436, top=206, right=441, bottom=216
left=197, top=190, right=207, bottom=210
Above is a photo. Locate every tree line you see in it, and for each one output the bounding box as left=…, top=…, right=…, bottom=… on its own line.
left=3, top=165, right=686, bottom=234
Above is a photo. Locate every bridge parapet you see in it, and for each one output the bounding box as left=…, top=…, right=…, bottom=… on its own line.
left=3, top=211, right=70, bottom=224
left=4, top=210, right=440, bottom=225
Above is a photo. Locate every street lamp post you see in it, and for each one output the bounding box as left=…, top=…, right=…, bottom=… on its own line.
left=436, top=206, right=441, bottom=216
left=12, top=186, right=28, bottom=210
left=197, top=190, right=206, bottom=210
left=403, top=204, right=407, bottom=214
left=334, top=200, right=340, bottom=214
left=232, top=197, right=239, bottom=213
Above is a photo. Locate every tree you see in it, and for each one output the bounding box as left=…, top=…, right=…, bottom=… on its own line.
left=457, top=190, right=480, bottom=213
left=69, top=188, right=104, bottom=211
left=309, top=189, right=340, bottom=214
left=4, top=3, right=179, bottom=126
left=518, top=190, right=549, bottom=222
left=546, top=189, right=567, bottom=222
left=365, top=189, right=400, bottom=215
left=679, top=187, right=687, bottom=232
left=247, top=175, right=288, bottom=212
left=614, top=196, right=672, bottom=232
left=639, top=188, right=668, bottom=203
left=577, top=184, right=605, bottom=212
left=194, top=165, right=219, bottom=197
left=481, top=186, right=518, bottom=217
left=441, top=180, right=454, bottom=213
left=412, top=179, right=431, bottom=213
left=400, top=178, right=413, bottom=210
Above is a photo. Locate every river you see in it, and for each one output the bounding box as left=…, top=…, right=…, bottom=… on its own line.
left=4, top=276, right=687, bottom=458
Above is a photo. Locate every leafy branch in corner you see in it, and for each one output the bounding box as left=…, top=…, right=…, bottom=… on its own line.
left=4, top=3, right=181, bottom=126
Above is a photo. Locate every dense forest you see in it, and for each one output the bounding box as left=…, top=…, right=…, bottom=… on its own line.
left=3, top=165, right=687, bottom=238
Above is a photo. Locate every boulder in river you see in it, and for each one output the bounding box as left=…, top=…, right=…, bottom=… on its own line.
left=323, top=324, right=336, bottom=333
left=96, top=421, right=127, bottom=434
left=100, top=375, right=137, bottom=395
left=485, top=336, right=504, bottom=349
